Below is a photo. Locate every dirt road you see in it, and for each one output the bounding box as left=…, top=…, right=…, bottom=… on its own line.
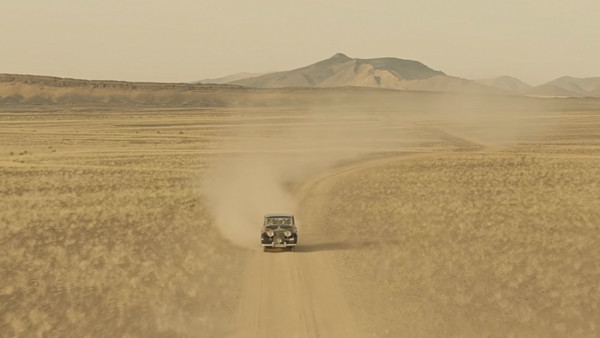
left=229, top=121, right=487, bottom=338
left=233, top=247, right=360, bottom=338
left=229, top=123, right=514, bottom=337
left=231, top=172, right=367, bottom=337
left=231, top=154, right=417, bottom=338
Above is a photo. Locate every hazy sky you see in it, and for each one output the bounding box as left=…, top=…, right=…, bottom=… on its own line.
left=1, top=0, right=598, bottom=85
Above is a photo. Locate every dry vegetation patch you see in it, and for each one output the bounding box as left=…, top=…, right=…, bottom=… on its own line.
left=0, top=110, right=246, bottom=337
left=321, top=152, right=600, bottom=337
left=1, top=93, right=599, bottom=337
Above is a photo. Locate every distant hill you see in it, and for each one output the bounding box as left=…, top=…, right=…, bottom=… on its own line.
left=231, top=53, right=444, bottom=87
left=528, top=83, right=581, bottom=97
left=588, top=86, right=600, bottom=97
left=529, top=76, right=600, bottom=97
left=0, top=73, right=243, bottom=105
left=195, top=54, right=600, bottom=97
left=228, top=53, right=502, bottom=94
left=196, top=72, right=269, bottom=84
left=0, top=73, right=239, bottom=91
left=476, top=76, right=532, bottom=95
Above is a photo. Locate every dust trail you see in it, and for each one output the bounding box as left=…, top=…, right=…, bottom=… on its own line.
left=202, top=155, right=297, bottom=249
left=199, top=106, right=385, bottom=249
left=200, top=92, right=556, bottom=249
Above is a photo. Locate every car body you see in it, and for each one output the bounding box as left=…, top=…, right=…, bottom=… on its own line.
left=261, top=213, right=298, bottom=252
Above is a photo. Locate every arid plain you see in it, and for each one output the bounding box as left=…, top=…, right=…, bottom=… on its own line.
left=1, top=87, right=599, bottom=337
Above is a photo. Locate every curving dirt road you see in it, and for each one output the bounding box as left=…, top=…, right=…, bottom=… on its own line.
left=231, top=155, right=416, bottom=338
left=229, top=120, right=600, bottom=337
left=230, top=126, right=489, bottom=338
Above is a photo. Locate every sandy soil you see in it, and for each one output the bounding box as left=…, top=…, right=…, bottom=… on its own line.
left=1, top=90, right=600, bottom=337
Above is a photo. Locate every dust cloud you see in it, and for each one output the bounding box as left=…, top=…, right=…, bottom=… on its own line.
left=199, top=107, right=360, bottom=249
left=426, top=93, right=551, bottom=147
left=199, top=100, right=393, bottom=248
left=202, top=155, right=298, bottom=249
left=200, top=91, right=555, bottom=249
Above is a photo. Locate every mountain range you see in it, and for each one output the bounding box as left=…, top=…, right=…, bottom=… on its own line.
left=2, top=54, right=598, bottom=103
left=527, top=76, right=600, bottom=97
left=200, top=53, right=600, bottom=97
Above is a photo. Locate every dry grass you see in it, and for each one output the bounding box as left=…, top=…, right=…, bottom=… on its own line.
left=0, top=109, right=247, bottom=337
left=318, top=137, right=600, bottom=336
left=1, top=90, right=600, bottom=337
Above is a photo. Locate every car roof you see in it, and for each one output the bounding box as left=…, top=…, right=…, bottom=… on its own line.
left=264, top=213, right=294, bottom=218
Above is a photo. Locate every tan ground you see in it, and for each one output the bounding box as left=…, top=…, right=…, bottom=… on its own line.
left=1, top=90, right=599, bottom=337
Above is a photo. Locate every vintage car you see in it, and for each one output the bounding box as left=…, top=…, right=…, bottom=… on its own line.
left=261, top=213, right=298, bottom=252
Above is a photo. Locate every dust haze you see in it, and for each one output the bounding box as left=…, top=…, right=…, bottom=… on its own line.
left=2, top=85, right=599, bottom=337
left=201, top=92, right=551, bottom=251
left=201, top=102, right=390, bottom=249
left=202, top=155, right=297, bottom=249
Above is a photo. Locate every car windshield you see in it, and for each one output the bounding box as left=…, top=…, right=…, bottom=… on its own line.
left=265, top=217, right=293, bottom=226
